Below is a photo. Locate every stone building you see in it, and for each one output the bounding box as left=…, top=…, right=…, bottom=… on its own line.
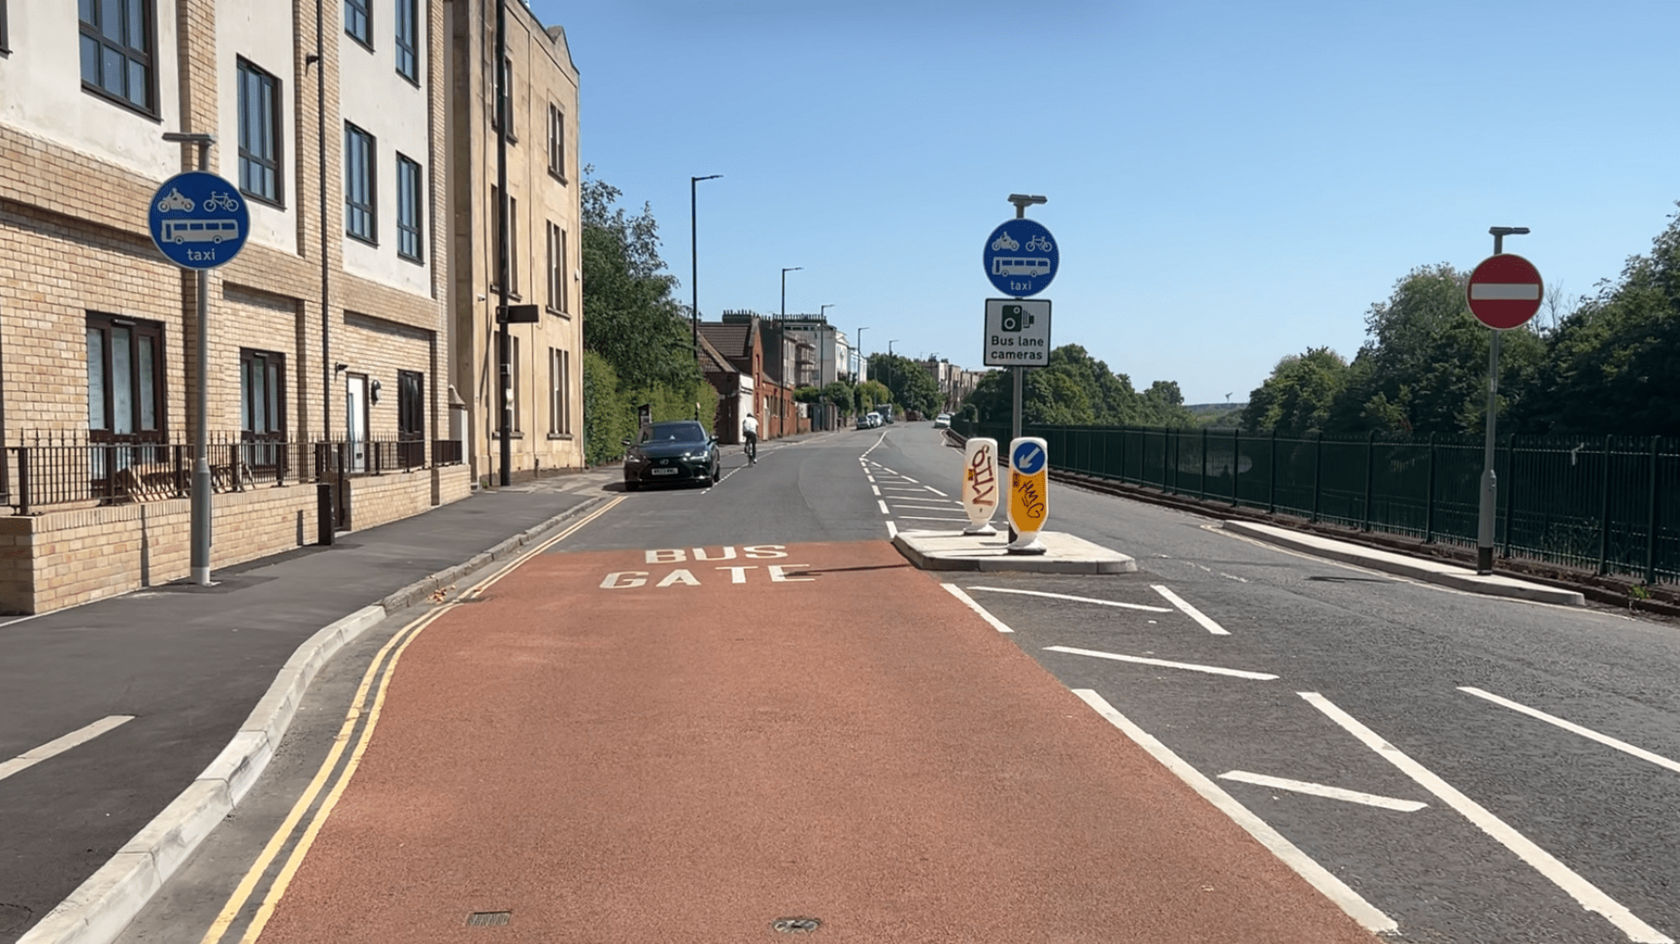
left=0, top=0, right=471, bottom=613
left=445, top=0, right=583, bottom=485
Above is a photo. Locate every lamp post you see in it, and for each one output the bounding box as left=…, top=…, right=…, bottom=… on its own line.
left=690, top=174, right=721, bottom=360
left=886, top=339, right=898, bottom=411
left=780, top=266, right=802, bottom=325
left=855, top=327, right=867, bottom=384
left=1477, top=225, right=1530, bottom=574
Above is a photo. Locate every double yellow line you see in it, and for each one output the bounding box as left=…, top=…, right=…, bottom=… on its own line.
left=199, top=496, right=623, bottom=944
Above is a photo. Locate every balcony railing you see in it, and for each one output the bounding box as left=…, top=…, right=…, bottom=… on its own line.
left=3, top=433, right=464, bottom=516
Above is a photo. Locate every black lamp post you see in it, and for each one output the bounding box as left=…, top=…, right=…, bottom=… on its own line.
left=690, top=174, right=721, bottom=360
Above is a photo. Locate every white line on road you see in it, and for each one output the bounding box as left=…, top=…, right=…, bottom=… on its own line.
left=1300, top=691, right=1672, bottom=944
left=942, top=584, right=1015, bottom=633
left=892, top=502, right=963, bottom=511
left=871, top=485, right=881, bottom=496
left=1073, top=690, right=1396, bottom=934
left=1045, top=646, right=1277, bottom=680
left=965, top=585, right=1172, bottom=613
left=886, top=520, right=898, bottom=539
left=898, top=475, right=919, bottom=483
left=0, top=715, right=137, bottom=783
left=877, top=499, right=891, bottom=514
left=924, top=486, right=949, bottom=497
left=880, top=485, right=931, bottom=492
left=1217, top=770, right=1428, bottom=812
left=896, top=515, right=971, bottom=522
left=1459, top=686, right=1680, bottom=776
left=1151, top=585, right=1230, bottom=635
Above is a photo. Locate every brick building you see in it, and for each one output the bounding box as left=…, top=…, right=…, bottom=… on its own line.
left=0, top=0, right=480, bottom=613
left=699, top=313, right=804, bottom=442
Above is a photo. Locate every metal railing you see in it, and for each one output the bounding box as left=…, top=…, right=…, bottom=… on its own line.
left=5, top=433, right=457, bottom=516
left=956, top=420, right=1679, bottom=586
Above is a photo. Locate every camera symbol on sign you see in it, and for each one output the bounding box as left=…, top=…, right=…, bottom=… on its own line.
left=999, top=304, right=1035, bottom=333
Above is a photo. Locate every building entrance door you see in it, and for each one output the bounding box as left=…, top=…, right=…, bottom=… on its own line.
left=346, top=374, right=369, bottom=473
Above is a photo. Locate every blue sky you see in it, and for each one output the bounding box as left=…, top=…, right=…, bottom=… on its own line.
left=534, top=0, right=1680, bottom=405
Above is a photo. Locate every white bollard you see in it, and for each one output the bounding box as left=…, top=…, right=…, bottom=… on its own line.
left=961, top=438, right=1000, bottom=535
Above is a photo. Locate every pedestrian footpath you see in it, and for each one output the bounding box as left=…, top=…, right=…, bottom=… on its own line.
left=0, top=468, right=617, bottom=944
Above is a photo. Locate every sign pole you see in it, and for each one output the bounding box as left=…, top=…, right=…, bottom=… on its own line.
left=1471, top=226, right=1534, bottom=575
left=191, top=141, right=212, bottom=586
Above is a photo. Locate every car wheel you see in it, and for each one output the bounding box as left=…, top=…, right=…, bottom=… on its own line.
left=711, top=461, right=721, bottom=483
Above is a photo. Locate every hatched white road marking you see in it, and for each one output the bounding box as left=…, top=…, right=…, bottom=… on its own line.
left=1151, top=585, right=1230, bottom=635
left=1217, top=771, right=1428, bottom=812
left=1459, top=687, right=1680, bottom=776
left=942, top=584, right=1015, bottom=633
left=896, top=515, right=970, bottom=522
left=1301, top=691, right=1673, bottom=944
left=965, top=585, right=1171, bottom=613
left=1074, top=691, right=1396, bottom=934
left=1045, top=646, right=1276, bottom=680
left=924, top=486, right=949, bottom=497
left=0, top=716, right=137, bottom=783
left=877, top=499, right=890, bottom=515
left=871, top=485, right=881, bottom=496
left=885, top=520, right=898, bottom=539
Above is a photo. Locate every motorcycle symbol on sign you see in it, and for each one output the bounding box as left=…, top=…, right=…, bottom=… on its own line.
left=990, top=232, right=1019, bottom=252
left=156, top=188, right=194, bottom=212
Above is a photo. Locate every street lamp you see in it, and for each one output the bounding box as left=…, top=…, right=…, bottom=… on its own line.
left=1476, top=225, right=1531, bottom=574
left=780, top=266, right=802, bottom=324
left=690, top=174, right=721, bottom=360
left=855, top=326, right=868, bottom=382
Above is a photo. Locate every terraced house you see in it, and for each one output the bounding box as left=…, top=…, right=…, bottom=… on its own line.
left=0, top=0, right=525, bottom=614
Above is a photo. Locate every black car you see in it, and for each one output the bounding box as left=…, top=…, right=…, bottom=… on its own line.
left=622, top=420, right=720, bottom=490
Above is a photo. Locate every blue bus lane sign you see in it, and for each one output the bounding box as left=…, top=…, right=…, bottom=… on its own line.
left=982, top=218, right=1058, bottom=297
left=148, top=171, right=250, bottom=269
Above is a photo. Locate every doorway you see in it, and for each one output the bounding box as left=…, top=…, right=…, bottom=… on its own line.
left=345, top=373, right=369, bottom=473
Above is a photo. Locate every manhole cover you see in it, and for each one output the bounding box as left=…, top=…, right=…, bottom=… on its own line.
left=466, top=911, right=511, bottom=927
left=772, top=917, right=821, bottom=934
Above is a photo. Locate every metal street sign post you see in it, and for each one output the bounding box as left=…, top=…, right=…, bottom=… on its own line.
left=982, top=195, right=1056, bottom=544
left=149, top=151, right=250, bottom=586
left=1466, top=243, right=1542, bottom=575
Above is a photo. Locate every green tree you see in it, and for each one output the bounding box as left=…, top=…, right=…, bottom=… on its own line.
left=820, top=381, right=855, bottom=416
left=1240, top=347, right=1350, bottom=435
left=1515, top=204, right=1680, bottom=435
left=870, top=353, right=940, bottom=415
left=959, top=345, right=1196, bottom=428
left=856, top=380, right=891, bottom=411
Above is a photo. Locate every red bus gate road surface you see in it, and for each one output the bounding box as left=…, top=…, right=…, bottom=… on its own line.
left=250, top=540, right=1375, bottom=943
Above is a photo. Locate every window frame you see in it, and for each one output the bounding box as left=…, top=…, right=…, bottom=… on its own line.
left=548, top=347, right=571, bottom=438
left=236, top=58, right=284, bottom=208
left=344, top=122, right=377, bottom=245
left=490, top=55, right=517, bottom=143
left=87, top=312, right=167, bottom=444
left=394, top=0, right=418, bottom=84
left=396, top=153, right=423, bottom=263
left=78, top=0, right=157, bottom=116
left=239, top=347, right=287, bottom=440
left=545, top=220, right=564, bottom=314
left=490, top=185, right=518, bottom=298
left=344, top=0, right=372, bottom=50
left=546, top=103, right=566, bottom=182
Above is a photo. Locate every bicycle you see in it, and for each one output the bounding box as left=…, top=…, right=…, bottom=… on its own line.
left=745, top=435, right=757, bottom=465
left=204, top=191, right=241, bottom=212
left=1025, top=234, right=1053, bottom=253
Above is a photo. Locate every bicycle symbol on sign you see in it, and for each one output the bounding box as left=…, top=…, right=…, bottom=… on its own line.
left=203, top=191, right=241, bottom=212
left=991, top=233, right=1019, bottom=252
left=1025, top=234, right=1053, bottom=253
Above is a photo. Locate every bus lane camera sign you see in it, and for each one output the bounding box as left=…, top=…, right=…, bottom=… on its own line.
left=984, top=298, right=1051, bottom=367
left=148, top=171, right=250, bottom=270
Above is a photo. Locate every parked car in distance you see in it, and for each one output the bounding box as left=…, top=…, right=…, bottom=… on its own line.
left=932, top=413, right=952, bottom=429
left=622, top=420, right=719, bottom=490
left=860, top=411, right=882, bottom=429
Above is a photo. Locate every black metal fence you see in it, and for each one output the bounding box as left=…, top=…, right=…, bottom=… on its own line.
left=956, top=421, right=1679, bottom=586
left=3, top=433, right=461, bottom=516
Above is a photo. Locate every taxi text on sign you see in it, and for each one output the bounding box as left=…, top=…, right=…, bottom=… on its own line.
left=1007, top=437, right=1049, bottom=538
left=1466, top=253, right=1544, bottom=330
left=962, top=438, right=1000, bottom=531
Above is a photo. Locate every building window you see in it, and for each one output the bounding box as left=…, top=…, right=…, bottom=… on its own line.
left=545, top=221, right=568, bottom=314
left=547, top=103, right=565, bottom=181
left=491, top=55, right=515, bottom=141
left=394, top=0, right=417, bottom=83
left=549, top=348, right=571, bottom=436
left=237, top=59, right=282, bottom=206
left=396, top=153, right=422, bottom=262
left=511, top=335, right=522, bottom=434
left=344, top=0, right=370, bottom=48
left=87, top=313, right=166, bottom=442
left=78, top=0, right=155, bottom=114
left=491, top=186, right=518, bottom=296
left=397, top=369, right=424, bottom=466
left=345, top=122, right=376, bottom=244
left=238, top=348, right=286, bottom=472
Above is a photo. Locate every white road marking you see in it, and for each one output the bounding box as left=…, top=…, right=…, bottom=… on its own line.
left=896, top=515, right=971, bottom=522
left=898, top=475, right=919, bottom=483
left=965, top=585, right=1171, bottom=613
left=892, top=502, right=963, bottom=511
left=1220, top=573, right=1249, bottom=583
left=942, top=584, right=1015, bottom=633
left=0, top=715, right=137, bottom=783
left=1045, top=646, right=1276, bottom=680
left=1151, top=585, right=1230, bottom=635
left=877, top=499, right=890, bottom=515
left=924, top=486, right=949, bottom=497
left=1459, top=687, right=1680, bottom=776
left=880, top=485, right=930, bottom=492
left=1073, top=690, right=1396, bottom=934
left=885, top=520, right=898, bottom=539
left=1300, top=691, right=1673, bottom=944
left=1217, top=770, right=1428, bottom=812
left=871, top=485, right=881, bottom=496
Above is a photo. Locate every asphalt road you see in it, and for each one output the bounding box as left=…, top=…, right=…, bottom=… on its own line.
left=95, top=421, right=1680, bottom=944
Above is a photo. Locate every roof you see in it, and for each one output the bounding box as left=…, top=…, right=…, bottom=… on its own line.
left=697, top=320, right=757, bottom=373
left=697, top=332, right=735, bottom=375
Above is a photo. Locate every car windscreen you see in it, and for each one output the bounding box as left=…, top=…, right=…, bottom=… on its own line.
left=641, top=422, right=707, bottom=444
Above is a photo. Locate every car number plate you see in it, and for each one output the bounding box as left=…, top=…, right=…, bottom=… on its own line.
left=651, top=467, right=678, bottom=475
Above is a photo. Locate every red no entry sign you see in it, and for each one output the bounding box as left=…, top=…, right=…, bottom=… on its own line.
left=1466, top=253, right=1543, bottom=330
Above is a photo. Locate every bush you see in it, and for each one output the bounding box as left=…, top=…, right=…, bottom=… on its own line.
left=584, top=351, right=720, bottom=466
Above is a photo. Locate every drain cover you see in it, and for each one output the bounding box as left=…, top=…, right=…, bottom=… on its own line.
left=772, top=917, right=821, bottom=934
left=466, top=911, right=511, bottom=927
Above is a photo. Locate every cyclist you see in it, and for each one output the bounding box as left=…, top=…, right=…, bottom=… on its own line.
left=742, top=412, right=759, bottom=465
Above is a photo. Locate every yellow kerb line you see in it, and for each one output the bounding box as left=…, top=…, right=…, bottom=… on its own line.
left=200, top=495, right=624, bottom=944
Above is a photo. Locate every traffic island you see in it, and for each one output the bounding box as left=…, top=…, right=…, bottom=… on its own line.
left=892, top=529, right=1136, bottom=574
